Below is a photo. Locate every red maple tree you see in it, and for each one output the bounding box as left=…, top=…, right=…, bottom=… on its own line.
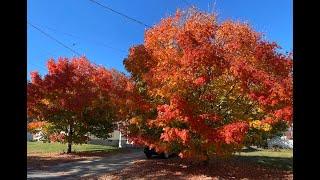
left=28, top=57, right=131, bottom=153
left=124, top=8, right=292, bottom=160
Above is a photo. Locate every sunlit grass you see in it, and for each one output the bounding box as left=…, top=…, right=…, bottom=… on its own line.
left=27, top=141, right=118, bottom=154
left=239, top=148, right=293, bottom=158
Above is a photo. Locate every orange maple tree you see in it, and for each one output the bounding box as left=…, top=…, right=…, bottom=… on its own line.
left=124, top=8, right=292, bottom=160
left=27, top=57, right=131, bottom=153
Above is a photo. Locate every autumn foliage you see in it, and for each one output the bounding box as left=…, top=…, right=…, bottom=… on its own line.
left=27, top=57, right=131, bottom=152
left=124, top=8, right=292, bottom=160
left=27, top=121, right=47, bottom=134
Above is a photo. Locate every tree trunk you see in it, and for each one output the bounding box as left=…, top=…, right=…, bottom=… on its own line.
left=203, top=153, right=210, bottom=166
left=67, top=124, right=73, bottom=153
left=67, top=142, right=72, bottom=153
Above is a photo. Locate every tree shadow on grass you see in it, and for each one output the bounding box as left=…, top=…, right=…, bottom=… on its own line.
left=104, top=155, right=293, bottom=180
left=241, top=146, right=261, bottom=152
left=68, top=147, right=133, bottom=157
left=233, top=155, right=293, bottom=171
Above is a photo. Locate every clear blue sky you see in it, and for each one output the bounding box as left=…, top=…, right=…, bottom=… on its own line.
left=27, top=0, right=292, bottom=79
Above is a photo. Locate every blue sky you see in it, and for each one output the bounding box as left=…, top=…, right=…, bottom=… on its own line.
left=27, top=0, right=292, bottom=78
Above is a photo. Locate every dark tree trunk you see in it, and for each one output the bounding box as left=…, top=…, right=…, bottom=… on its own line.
left=203, top=153, right=210, bottom=166
left=67, top=124, right=73, bottom=153
left=67, top=142, right=72, bottom=153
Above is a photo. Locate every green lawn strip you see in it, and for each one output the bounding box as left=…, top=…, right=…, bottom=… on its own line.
left=234, top=149, right=293, bottom=171
left=27, top=141, right=118, bottom=154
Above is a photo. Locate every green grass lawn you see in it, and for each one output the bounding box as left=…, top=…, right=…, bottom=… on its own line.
left=235, top=148, right=293, bottom=171
left=239, top=148, right=292, bottom=158
left=27, top=141, right=118, bottom=154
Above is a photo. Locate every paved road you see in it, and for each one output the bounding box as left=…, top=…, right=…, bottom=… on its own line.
left=27, top=149, right=145, bottom=179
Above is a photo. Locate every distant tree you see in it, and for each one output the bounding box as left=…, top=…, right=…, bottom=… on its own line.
left=27, top=121, right=47, bottom=134
left=27, top=57, right=130, bottom=153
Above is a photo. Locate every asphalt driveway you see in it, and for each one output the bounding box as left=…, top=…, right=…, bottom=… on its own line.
left=27, top=149, right=145, bottom=179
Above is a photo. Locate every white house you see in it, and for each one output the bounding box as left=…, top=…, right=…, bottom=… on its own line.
left=284, top=124, right=293, bottom=140
left=88, top=129, right=133, bottom=148
left=267, top=123, right=293, bottom=149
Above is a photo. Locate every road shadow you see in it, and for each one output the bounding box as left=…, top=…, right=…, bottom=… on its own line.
left=28, top=151, right=145, bottom=179
left=27, top=155, right=84, bottom=171
left=27, top=147, right=138, bottom=171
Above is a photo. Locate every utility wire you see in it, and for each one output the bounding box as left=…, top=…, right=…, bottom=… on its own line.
left=29, top=62, right=47, bottom=71
left=88, top=0, right=173, bottom=49
left=88, top=0, right=151, bottom=28
left=28, top=22, right=112, bottom=75
left=28, top=21, right=82, bottom=56
left=30, top=22, right=127, bottom=53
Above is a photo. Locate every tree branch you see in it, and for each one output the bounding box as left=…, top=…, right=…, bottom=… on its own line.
left=243, top=102, right=258, bottom=116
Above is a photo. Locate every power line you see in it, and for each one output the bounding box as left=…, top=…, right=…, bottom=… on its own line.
left=88, top=0, right=151, bottom=28
left=30, top=22, right=127, bottom=53
left=87, top=0, right=173, bottom=49
left=28, top=21, right=115, bottom=76
left=28, top=21, right=82, bottom=56
left=28, top=61, right=48, bottom=74
left=28, top=21, right=84, bottom=78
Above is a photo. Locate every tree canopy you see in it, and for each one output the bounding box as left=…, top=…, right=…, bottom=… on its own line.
left=123, top=9, right=292, bottom=160
left=27, top=57, right=131, bottom=152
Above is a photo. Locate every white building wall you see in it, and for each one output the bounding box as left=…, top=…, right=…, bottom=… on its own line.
left=27, top=132, right=33, bottom=141
left=88, top=130, right=132, bottom=147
